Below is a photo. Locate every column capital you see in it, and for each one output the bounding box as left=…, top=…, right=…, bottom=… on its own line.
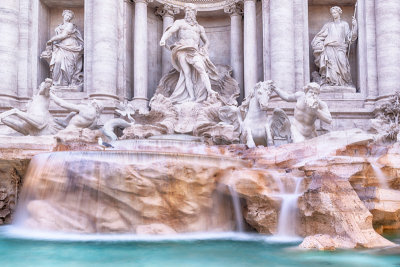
left=155, top=4, right=180, bottom=18
left=224, top=2, right=244, bottom=16
left=132, top=0, right=154, bottom=5
left=243, top=0, right=257, bottom=3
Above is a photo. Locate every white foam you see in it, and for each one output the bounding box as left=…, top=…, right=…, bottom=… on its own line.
left=0, top=226, right=303, bottom=244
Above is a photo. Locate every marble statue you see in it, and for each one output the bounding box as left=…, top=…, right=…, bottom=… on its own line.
left=41, top=10, right=84, bottom=89
left=238, top=81, right=274, bottom=148
left=272, top=82, right=332, bottom=143
left=159, top=3, right=218, bottom=103
left=311, top=6, right=357, bottom=87
left=0, top=79, right=62, bottom=135
left=50, top=92, right=103, bottom=131
left=233, top=81, right=291, bottom=148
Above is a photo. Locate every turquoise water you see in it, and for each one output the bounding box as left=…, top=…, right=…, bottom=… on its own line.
left=0, top=228, right=399, bottom=267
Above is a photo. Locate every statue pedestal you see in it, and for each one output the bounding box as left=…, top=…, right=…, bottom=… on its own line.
left=320, top=85, right=356, bottom=94
left=51, top=85, right=83, bottom=92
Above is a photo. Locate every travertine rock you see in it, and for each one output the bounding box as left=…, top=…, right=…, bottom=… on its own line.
left=19, top=152, right=246, bottom=233
left=300, top=234, right=355, bottom=250
left=298, top=171, right=394, bottom=249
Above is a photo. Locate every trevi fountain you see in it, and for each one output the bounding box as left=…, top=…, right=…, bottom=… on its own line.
left=0, top=0, right=400, bottom=266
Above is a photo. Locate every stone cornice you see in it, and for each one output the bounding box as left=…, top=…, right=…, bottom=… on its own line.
left=155, top=4, right=180, bottom=18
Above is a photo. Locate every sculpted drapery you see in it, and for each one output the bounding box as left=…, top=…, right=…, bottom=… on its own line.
left=169, top=42, right=219, bottom=103
left=311, top=7, right=357, bottom=87
left=47, top=10, right=84, bottom=87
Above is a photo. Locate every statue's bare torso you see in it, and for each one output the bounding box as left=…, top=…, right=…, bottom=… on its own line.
left=175, top=19, right=203, bottom=49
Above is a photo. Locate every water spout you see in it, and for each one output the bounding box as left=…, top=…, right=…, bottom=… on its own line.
left=368, top=159, right=389, bottom=189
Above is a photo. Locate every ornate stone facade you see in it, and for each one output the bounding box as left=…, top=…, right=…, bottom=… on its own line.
left=0, top=0, right=400, bottom=136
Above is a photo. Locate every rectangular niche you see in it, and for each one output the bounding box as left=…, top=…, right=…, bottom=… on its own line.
left=308, top=0, right=359, bottom=91
left=37, top=0, right=85, bottom=91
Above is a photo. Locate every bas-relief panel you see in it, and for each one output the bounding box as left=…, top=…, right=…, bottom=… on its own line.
left=197, top=17, right=231, bottom=67
left=308, top=5, right=358, bottom=89
left=147, top=10, right=163, bottom=99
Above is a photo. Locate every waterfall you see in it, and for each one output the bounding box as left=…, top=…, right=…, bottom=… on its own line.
left=275, top=177, right=303, bottom=238
left=369, top=159, right=389, bottom=189
left=228, top=186, right=244, bottom=232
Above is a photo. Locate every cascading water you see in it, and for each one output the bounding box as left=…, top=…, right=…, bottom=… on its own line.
left=368, top=159, right=389, bottom=189
left=274, top=176, right=303, bottom=239
left=228, top=186, right=244, bottom=232
left=12, top=145, right=249, bottom=235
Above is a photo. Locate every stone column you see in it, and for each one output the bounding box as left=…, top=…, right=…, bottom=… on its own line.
left=243, top=0, right=258, bottom=97
left=375, top=0, right=400, bottom=97
left=0, top=0, right=19, bottom=101
left=133, top=0, right=153, bottom=113
left=156, top=4, right=179, bottom=76
left=224, top=2, right=244, bottom=99
left=365, top=0, right=378, bottom=99
left=90, top=0, right=119, bottom=100
left=270, top=0, right=295, bottom=92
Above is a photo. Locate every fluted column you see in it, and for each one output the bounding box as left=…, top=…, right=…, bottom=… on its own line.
left=0, top=0, right=19, bottom=101
left=375, top=0, right=400, bottom=97
left=156, top=4, right=179, bottom=76
left=133, top=0, right=153, bottom=112
left=270, top=0, right=295, bottom=92
left=90, top=0, right=119, bottom=99
left=243, top=0, right=258, bottom=97
left=225, top=2, right=244, bottom=100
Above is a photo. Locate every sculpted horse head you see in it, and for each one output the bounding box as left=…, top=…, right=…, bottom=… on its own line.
left=254, top=81, right=273, bottom=110
left=240, top=81, right=273, bottom=116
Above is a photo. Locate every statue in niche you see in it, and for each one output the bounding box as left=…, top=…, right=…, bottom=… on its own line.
left=159, top=3, right=218, bottom=103
left=0, top=79, right=62, bottom=135
left=272, top=82, right=332, bottom=143
left=41, top=10, right=84, bottom=90
left=311, top=6, right=357, bottom=88
left=115, top=4, right=240, bottom=144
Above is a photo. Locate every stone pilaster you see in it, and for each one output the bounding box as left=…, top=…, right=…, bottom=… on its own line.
left=224, top=2, right=244, bottom=100
left=155, top=4, right=180, bottom=76
left=133, top=0, right=153, bottom=113
left=243, top=0, right=258, bottom=97
left=90, top=0, right=119, bottom=100
left=375, top=0, right=400, bottom=97
left=270, top=0, right=295, bottom=92
left=364, top=0, right=378, bottom=100
left=0, top=0, right=19, bottom=103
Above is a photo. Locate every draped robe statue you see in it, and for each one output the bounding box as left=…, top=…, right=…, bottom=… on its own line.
left=42, top=10, right=84, bottom=88
left=311, top=6, right=357, bottom=87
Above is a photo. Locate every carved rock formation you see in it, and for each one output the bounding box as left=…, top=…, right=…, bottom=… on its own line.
left=0, top=129, right=399, bottom=250
left=297, top=171, right=394, bottom=249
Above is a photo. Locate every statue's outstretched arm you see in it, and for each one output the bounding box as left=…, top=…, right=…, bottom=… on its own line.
left=50, top=92, right=80, bottom=112
left=160, top=21, right=180, bottom=45
left=316, top=101, right=332, bottom=124
left=272, top=85, right=298, bottom=102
